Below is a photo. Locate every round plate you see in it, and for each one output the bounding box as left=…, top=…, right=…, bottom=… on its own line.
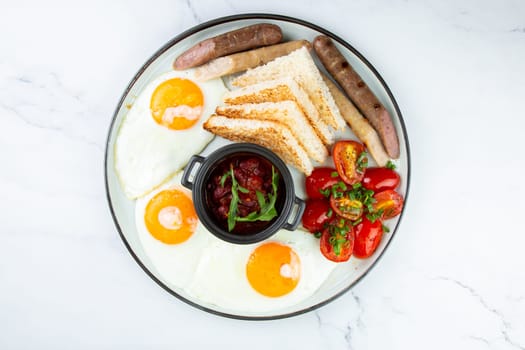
left=105, top=13, right=411, bottom=320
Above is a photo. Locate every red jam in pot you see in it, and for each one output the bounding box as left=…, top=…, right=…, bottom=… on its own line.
left=205, top=154, right=284, bottom=235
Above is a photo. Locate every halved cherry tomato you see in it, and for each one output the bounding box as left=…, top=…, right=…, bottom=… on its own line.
left=362, top=167, right=400, bottom=192
left=330, top=193, right=363, bottom=220
left=302, top=199, right=332, bottom=233
left=320, top=220, right=354, bottom=262
left=373, top=190, right=404, bottom=220
left=332, top=141, right=367, bottom=185
left=305, top=167, right=342, bottom=199
left=353, top=216, right=383, bottom=259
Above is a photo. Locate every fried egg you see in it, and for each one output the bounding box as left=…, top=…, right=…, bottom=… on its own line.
left=185, top=229, right=339, bottom=313
left=134, top=166, right=337, bottom=313
left=115, top=70, right=227, bottom=199
left=135, top=172, right=220, bottom=288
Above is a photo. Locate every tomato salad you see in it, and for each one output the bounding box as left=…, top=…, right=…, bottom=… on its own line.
left=302, top=140, right=404, bottom=262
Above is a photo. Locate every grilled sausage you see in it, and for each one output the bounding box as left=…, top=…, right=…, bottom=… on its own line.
left=174, top=23, right=283, bottom=70
left=194, top=40, right=311, bottom=81
left=322, top=74, right=389, bottom=166
left=313, top=35, right=399, bottom=158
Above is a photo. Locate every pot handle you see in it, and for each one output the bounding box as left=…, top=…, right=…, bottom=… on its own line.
left=282, top=196, right=306, bottom=231
left=181, top=155, right=205, bottom=190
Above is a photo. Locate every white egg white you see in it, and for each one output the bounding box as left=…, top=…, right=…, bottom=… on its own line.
left=115, top=70, right=227, bottom=199
left=185, top=229, right=339, bottom=313
left=135, top=172, right=221, bottom=290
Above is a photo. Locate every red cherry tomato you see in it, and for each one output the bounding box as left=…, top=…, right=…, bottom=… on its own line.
left=353, top=216, right=384, bottom=258
left=305, top=167, right=341, bottom=199
left=332, top=141, right=367, bottom=185
left=373, top=190, right=404, bottom=220
left=362, top=167, right=400, bottom=192
left=302, top=199, right=331, bottom=233
left=329, top=193, right=363, bottom=221
left=320, top=220, right=355, bottom=262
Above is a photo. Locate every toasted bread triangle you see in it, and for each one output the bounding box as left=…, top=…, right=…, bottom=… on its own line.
left=203, top=115, right=313, bottom=175
left=223, top=77, right=334, bottom=145
left=216, top=101, right=328, bottom=163
left=232, top=47, right=345, bottom=131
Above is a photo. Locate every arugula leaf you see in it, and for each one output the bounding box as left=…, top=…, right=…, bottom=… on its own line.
left=236, top=166, right=279, bottom=223
left=237, top=185, right=250, bottom=194
left=227, top=165, right=239, bottom=231
left=226, top=165, right=281, bottom=231
left=256, top=190, right=266, bottom=208
left=220, top=171, right=230, bottom=187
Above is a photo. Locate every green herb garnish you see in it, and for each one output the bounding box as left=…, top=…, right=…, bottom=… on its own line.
left=382, top=224, right=390, bottom=233
left=319, top=188, right=331, bottom=198
left=386, top=160, right=396, bottom=170
left=330, top=181, right=348, bottom=199
left=314, top=232, right=322, bottom=239
left=220, top=171, right=230, bottom=187
left=331, top=171, right=339, bottom=178
left=222, top=165, right=262, bottom=231
left=352, top=217, right=363, bottom=226
left=366, top=209, right=384, bottom=223
left=356, top=151, right=368, bottom=173
left=234, top=166, right=279, bottom=226
left=335, top=182, right=375, bottom=212
left=226, top=165, right=240, bottom=231
left=328, top=222, right=351, bottom=256
left=237, top=185, right=250, bottom=194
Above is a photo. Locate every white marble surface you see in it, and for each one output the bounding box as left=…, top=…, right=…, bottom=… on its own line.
left=1, top=0, right=525, bottom=349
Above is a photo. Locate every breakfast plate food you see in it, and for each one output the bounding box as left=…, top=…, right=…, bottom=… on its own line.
left=105, top=14, right=410, bottom=320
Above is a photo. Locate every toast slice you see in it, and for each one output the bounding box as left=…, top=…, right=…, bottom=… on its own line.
left=216, top=101, right=328, bottom=163
left=203, top=115, right=313, bottom=175
left=223, top=77, right=334, bottom=145
left=232, top=47, right=346, bottom=131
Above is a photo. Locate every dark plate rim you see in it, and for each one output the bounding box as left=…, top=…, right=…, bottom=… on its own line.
left=104, top=13, right=411, bottom=321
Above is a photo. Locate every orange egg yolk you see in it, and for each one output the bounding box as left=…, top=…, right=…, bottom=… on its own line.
left=144, top=189, right=197, bottom=244
left=246, top=242, right=301, bottom=297
left=150, top=78, right=204, bottom=130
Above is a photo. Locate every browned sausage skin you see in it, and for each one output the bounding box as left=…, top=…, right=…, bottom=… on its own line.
left=313, top=35, right=400, bottom=159
left=174, top=24, right=283, bottom=70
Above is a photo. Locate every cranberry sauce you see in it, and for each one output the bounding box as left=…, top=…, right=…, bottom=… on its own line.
left=205, top=154, right=284, bottom=235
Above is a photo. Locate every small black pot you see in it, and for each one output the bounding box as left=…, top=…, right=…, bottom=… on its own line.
left=181, top=143, right=305, bottom=244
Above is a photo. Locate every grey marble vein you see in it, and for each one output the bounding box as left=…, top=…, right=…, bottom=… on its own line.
left=468, top=335, right=491, bottom=348
left=314, top=291, right=366, bottom=349
left=510, top=27, right=525, bottom=33
left=315, top=309, right=352, bottom=349
left=0, top=102, right=103, bottom=151
left=16, top=77, right=32, bottom=84
left=0, top=102, right=64, bottom=132
left=435, top=276, right=525, bottom=350
left=185, top=0, right=202, bottom=22
left=1, top=70, right=104, bottom=151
